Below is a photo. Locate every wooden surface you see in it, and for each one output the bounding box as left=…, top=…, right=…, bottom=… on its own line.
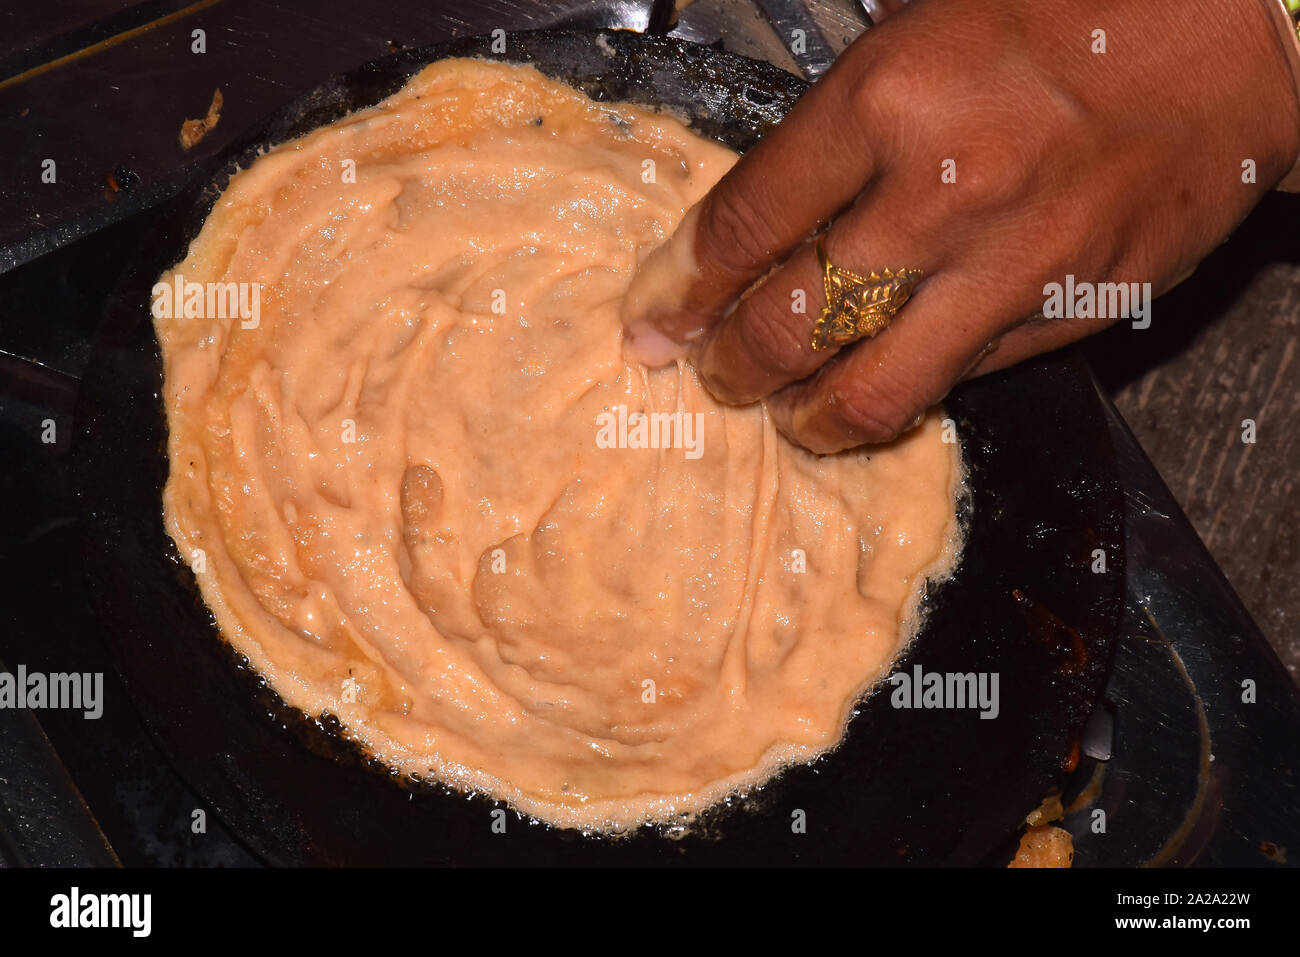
left=1081, top=191, right=1300, bottom=681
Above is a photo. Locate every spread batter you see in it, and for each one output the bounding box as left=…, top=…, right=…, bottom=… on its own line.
left=154, top=57, right=964, bottom=831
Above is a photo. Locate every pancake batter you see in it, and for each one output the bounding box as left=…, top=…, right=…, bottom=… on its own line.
left=154, top=58, right=963, bottom=831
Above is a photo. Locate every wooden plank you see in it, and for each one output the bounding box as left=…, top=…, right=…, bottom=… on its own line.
left=1083, top=191, right=1300, bottom=680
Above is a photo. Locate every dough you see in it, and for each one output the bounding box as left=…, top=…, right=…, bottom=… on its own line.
left=153, top=58, right=963, bottom=831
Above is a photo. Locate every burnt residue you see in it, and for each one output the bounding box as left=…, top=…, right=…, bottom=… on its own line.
left=1012, top=588, right=1090, bottom=674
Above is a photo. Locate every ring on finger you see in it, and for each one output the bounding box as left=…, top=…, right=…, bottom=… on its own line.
left=809, top=236, right=924, bottom=351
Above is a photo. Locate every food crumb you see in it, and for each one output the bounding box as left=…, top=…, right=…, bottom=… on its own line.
left=1260, top=840, right=1286, bottom=864
left=180, top=89, right=223, bottom=150
left=1008, top=793, right=1073, bottom=868
left=1009, top=824, right=1074, bottom=868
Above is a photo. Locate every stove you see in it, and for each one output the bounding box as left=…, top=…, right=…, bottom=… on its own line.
left=1, top=0, right=1297, bottom=868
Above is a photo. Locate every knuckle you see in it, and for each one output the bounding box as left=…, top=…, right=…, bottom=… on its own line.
left=1032, top=195, right=1097, bottom=277
left=740, top=296, right=814, bottom=379
left=843, top=57, right=912, bottom=158
left=696, top=186, right=785, bottom=282
left=703, top=303, right=809, bottom=402
left=827, top=376, right=917, bottom=446
left=946, top=143, right=1032, bottom=216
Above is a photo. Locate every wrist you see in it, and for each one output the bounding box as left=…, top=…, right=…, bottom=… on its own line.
left=1044, top=0, right=1300, bottom=188
left=1254, top=0, right=1300, bottom=187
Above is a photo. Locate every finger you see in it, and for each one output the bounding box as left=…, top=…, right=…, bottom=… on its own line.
left=963, top=265, right=1178, bottom=378
left=862, top=0, right=911, bottom=23
left=962, top=312, right=1115, bottom=379
left=690, top=193, right=948, bottom=405
left=764, top=270, right=1006, bottom=453
left=622, top=47, right=888, bottom=366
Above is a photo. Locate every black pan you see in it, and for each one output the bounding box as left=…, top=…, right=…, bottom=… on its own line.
left=74, top=28, right=1124, bottom=865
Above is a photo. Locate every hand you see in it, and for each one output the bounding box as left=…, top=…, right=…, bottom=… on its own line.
left=621, top=0, right=1300, bottom=453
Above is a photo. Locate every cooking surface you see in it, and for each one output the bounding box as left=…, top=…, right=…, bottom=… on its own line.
left=1, top=0, right=1297, bottom=866
left=4, top=0, right=1299, bottom=679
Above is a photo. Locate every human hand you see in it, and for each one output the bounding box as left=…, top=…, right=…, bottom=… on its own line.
left=622, top=0, right=1300, bottom=452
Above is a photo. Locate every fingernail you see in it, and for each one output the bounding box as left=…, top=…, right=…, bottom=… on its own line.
left=619, top=203, right=706, bottom=365
left=791, top=402, right=853, bottom=454
left=624, top=324, right=685, bottom=367
left=695, top=341, right=740, bottom=404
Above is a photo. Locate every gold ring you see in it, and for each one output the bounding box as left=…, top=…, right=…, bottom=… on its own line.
left=810, top=237, right=923, bottom=351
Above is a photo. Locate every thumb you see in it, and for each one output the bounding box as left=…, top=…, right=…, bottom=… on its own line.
left=620, top=204, right=712, bottom=366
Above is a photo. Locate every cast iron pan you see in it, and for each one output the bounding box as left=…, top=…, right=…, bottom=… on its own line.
left=74, top=28, right=1125, bottom=865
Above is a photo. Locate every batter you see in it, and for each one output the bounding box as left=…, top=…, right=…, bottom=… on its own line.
left=154, top=58, right=963, bottom=831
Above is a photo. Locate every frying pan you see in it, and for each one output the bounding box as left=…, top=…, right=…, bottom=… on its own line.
left=74, top=28, right=1125, bottom=865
